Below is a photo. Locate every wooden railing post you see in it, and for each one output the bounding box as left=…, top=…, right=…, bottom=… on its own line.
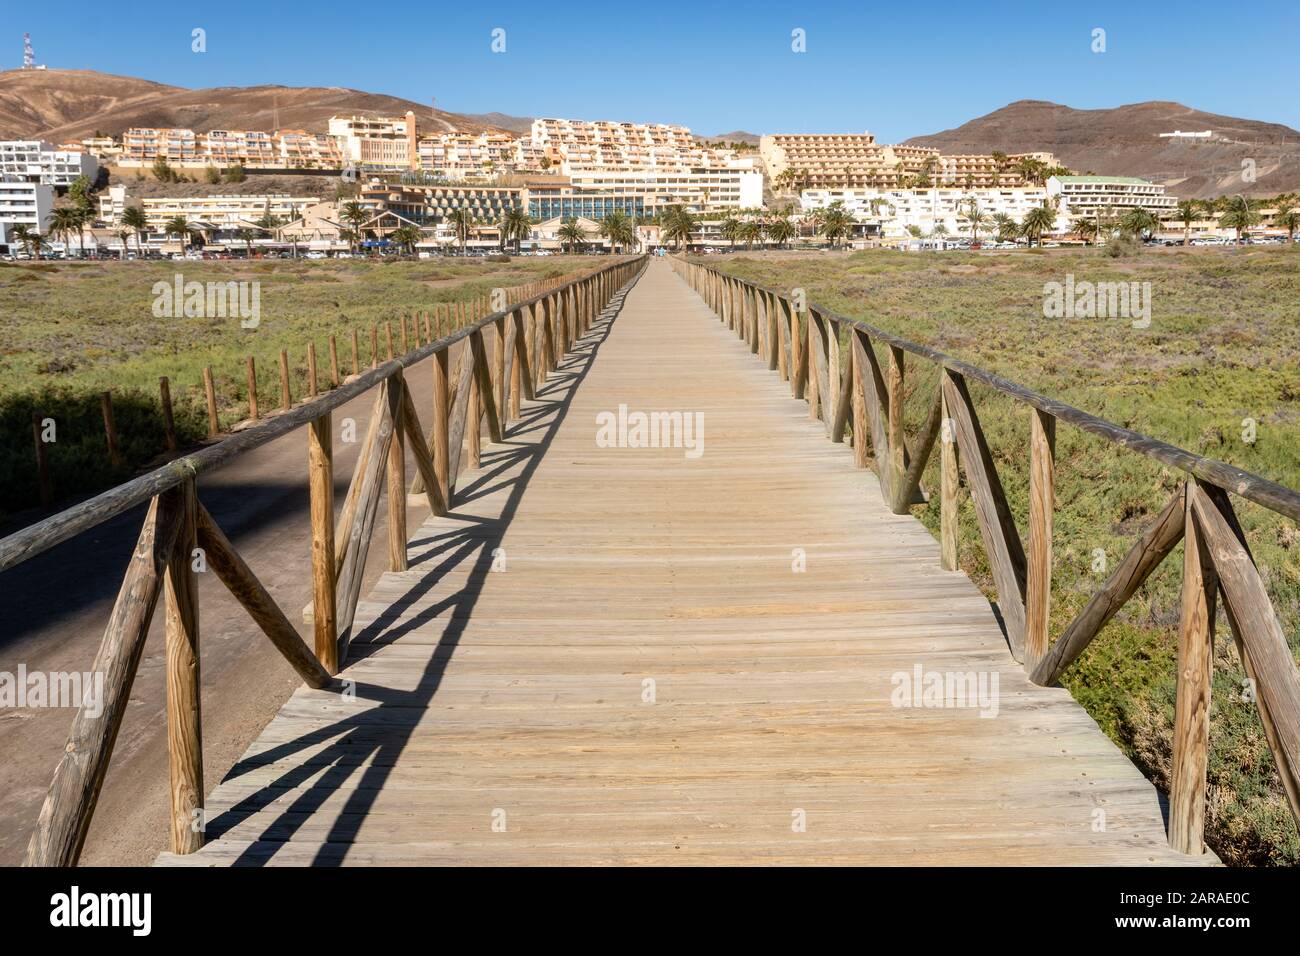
left=202, top=366, right=219, bottom=437
left=387, top=370, right=408, bottom=572
left=1025, top=409, right=1056, bottom=671
left=278, top=350, right=291, bottom=411
left=1170, top=480, right=1215, bottom=854
left=160, top=377, right=178, bottom=452
left=101, top=391, right=123, bottom=467
left=433, top=345, right=451, bottom=512
left=887, top=346, right=906, bottom=499
left=308, top=411, right=338, bottom=673
left=163, top=477, right=203, bottom=854
left=245, top=358, right=258, bottom=421
left=940, top=378, right=959, bottom=571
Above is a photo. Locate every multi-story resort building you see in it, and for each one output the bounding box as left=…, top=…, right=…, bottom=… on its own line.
left=523, top=178, right=646, bottom=220
left=120, top=127, right=203, bottom=167
left=416, top=132, right=524, bottom=180
left=761, top=133, right=1052, bottom=190
left=1046, top=175, right=1178, bottom=220
left=359, top=182, right=525, bottom=227
left=0, top=177, right=55, bottom=249
left=530, top=118, right=699, bottom=172
left=801, top=186, right=1049, bottom=239
left=329, top=113, right=419, bottom=172
left=276, top=130, right=345, bottom=169
left=0, top=140, right=99, bottom=187
left=97, top=186, right=319, bottom=237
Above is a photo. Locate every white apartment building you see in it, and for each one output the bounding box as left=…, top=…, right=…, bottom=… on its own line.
left=1046, top=176, right=1177, bottom=221
left=801, top=186, right=1049, bottom=239
left=97, top=186, right=321, bottom=234
left=569, top=166, right=764, bottom=214
left=329, top=113, right=418, bottom=171
left=0, top=141, right=99, bottom=187
left=0, top=178, right=55, bottom=242
left=417, top=132, right=523, bottom=180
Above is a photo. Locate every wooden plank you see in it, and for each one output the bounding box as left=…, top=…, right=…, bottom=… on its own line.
left=942, top=370, right=1027, bottom=661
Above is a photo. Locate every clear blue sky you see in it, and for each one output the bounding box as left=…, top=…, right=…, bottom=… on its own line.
left=14, top=0, right=1300, bottom=139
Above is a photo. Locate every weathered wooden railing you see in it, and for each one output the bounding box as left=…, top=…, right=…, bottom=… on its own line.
left=671, top=255, right=1300, bottom=856
left=4, top=255, right=647, bottom=866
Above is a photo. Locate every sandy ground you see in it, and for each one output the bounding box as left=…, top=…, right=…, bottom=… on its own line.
left=0, top=342, right=475, bottom=866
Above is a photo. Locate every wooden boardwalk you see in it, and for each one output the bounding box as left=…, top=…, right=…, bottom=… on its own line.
left=159, top=260, right=1212, bottom=866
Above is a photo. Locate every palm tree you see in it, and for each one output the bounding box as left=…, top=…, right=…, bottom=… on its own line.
left=1020, top=203, right=1056, bottom=247
left=822, top=207, right=852, bottom=247
left=598, top=211, right=634, bottom=254
left=1074, top=218, right=1099, bottom=246
left=990, top=151, right=1008, bottom=188
left=340, top=201, right=370, bottom=253
left=719, top=217, right=741, bottom=251
left=1271, top=201, right=1299, bottom=243
left=767, top=216, right=796, bottom=249
left=11, top=223, right=40, bottom=259
left=390, top=225, right=422, bottom=255
left=1016, top=156, right=1046, bottom=186
left=1175, top=199, right=1199, bottom=247
left=115, top=229, right=131, bottom=258
left=1120, top=208, right=1160, bottom=242
left=499, top=206, right=533, bottom=254
left=739, top=219, right=764, bottom=250
left=557, top=218, right=587, bottom=254
left=991, top=213, right=1017, bottom=244
left=121, top=205, right=148, bottom=256
left=236, top=227, right=256, bottom=258
left=49, top=207, right=80, bottom=257
left=1219, top=195, right=1259, bottom=245
left=661, top=205, right=698, bottom=252
left=72, top=204, right=91, bottom=258
left=446, top=208, right=476, bottom=255
left=165, top=215, right=195, bottom=251
left=963, top=198, right=989, bottom=244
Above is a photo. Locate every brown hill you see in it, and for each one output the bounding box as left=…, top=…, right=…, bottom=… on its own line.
left=697, top=130, right=761, bottom=147
left=905, top=100, right=1300, bottom=198
left=0, top=68, right=510, bottom=142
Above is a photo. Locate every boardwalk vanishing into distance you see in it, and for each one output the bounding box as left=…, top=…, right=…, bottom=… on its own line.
left=11, top=256, right=1299, bottom=867
left=152, top=259, right=1210, bottom=866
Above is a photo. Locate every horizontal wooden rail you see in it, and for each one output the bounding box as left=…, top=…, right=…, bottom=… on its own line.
left=673, top=254, right=1300, bottom=857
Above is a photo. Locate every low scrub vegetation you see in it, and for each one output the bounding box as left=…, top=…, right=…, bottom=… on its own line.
left=0, top=257, right=583, bottom=521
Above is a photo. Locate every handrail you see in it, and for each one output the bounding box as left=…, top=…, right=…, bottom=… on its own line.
left=0, top=257, right=641, bottom=572
left=672, top=253, right=1300, bottom=859
left=687, top=264, right=1300, bottom=523
left=16, top=253, right=649, bottom=865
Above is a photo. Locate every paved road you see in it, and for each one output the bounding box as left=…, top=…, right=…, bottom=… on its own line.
left=0, top=341, right=473, bottom=866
